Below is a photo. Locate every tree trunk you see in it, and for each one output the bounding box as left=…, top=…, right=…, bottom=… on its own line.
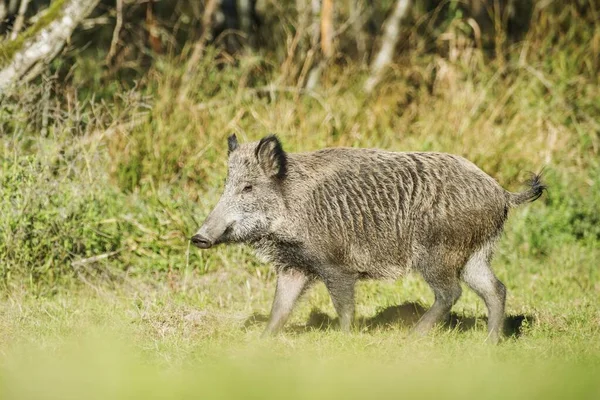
left=0, top=1, right=7, bottom=31
left=10, top=0, right=31, bottom=39
left=349, top=0, right=367, bottom=65
left=146, top=1, right=163, bottom=54
left=320, top=0, right=334, bottom=59
left=238, top=0, right=254, bottom=47
left=306, top=0, right=335, bottom=90
left=106, top=0, right=123, bottom=65
left=364, top=0, right=411, bottom=93
left=0, top=0, right=100, bottom=93
left=0, top=0, right=5, bottom=19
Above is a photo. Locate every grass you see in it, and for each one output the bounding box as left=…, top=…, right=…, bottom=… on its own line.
left=0, top=267, right=599, bottom=399
left=0, top=2, right=599, bottom=398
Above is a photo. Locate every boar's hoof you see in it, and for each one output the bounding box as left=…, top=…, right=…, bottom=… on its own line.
left=260, top=329, right=277, bottom=339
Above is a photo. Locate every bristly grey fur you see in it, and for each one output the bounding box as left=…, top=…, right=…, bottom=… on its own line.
left=192, top=135, right=546, bottom=343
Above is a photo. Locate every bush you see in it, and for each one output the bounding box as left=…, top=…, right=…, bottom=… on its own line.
left=0, top=154, right=124, bottom=292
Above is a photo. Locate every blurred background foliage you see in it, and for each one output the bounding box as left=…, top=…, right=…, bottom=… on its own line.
left=0, top=0, right=598, bottom=294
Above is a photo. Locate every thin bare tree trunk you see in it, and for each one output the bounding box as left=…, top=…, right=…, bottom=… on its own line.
left=310, top=0, right=321, bottom=46
left=296, top=0, right=311, bottom=45
left=320, top=0, right=333, bottom=59
left=106, top=0, right=123, bottom=65
left=238, top=0, right=254, bottom=47
left=0, top=0, right=100, bottom=93
left=349, top=0, right=367, bottom=65
left=0, top=0, right=8, bottom=29
left=10, top=0, right=30, bottom=39
left=306, top=0, right=335, bottom=90
left=364, top=0, right=411, bottom=93
left=8, top=0, right=18, bottom=14
left=146, top=1, right=162, bottom=54
left=302, top=0, right=321, bottom=89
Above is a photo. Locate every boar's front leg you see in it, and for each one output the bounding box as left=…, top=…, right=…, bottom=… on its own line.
left=262, top=268, right=312, bottom=337
left=323, top=272, right=357, bottom=332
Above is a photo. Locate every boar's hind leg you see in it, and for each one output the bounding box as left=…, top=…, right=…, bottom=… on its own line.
left=412, top=270, right=463, bottom=336
left=461, top=244, right=506, bottom=344
left=323, top=273, right=357, bottom=332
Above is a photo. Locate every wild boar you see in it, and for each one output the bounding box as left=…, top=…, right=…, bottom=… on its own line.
left=192, top=134, right=545, bottom=343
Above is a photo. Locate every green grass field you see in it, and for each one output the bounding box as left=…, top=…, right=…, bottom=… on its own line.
left=1, top=3, right=599, bottom=398
left=1, top=263, right=599, bottom=399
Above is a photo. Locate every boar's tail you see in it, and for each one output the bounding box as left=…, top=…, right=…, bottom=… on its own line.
left=506, top=172, right=547, bottom=207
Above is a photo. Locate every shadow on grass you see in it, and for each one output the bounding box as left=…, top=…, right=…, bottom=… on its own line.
left=245, top=302, right=534, bottom=339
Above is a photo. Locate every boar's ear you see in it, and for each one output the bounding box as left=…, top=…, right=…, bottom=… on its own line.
left=227, top=134, right=239, bottom=155
left=255, top=134, right=287, bottom=179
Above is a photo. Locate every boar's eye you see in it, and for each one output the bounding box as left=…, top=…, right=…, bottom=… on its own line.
left=242, top=185, right=253, bottom=193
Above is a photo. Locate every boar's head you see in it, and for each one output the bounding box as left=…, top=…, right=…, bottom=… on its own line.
left=191, top=134, right=287, bottom=249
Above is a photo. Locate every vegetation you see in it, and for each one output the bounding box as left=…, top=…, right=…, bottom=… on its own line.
left=0, top=0, right=598, bottom=398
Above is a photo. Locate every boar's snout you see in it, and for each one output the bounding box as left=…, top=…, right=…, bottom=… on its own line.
left=191, top=233, right=213, bottom=249
left=192, top=203, right=233, bottom=249
left=192, top=234, right=213, bottom=249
